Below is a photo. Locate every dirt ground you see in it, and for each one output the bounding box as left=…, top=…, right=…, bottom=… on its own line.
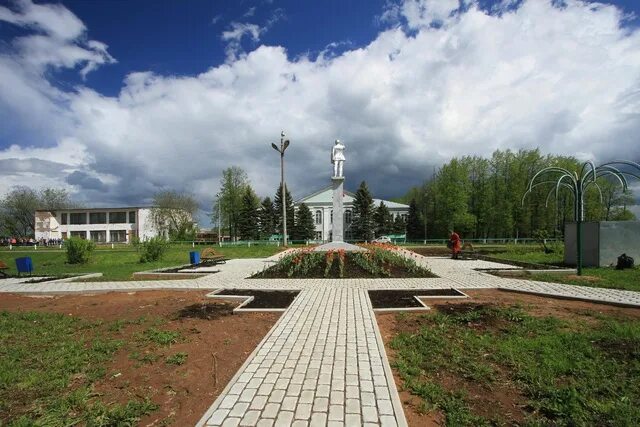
left=0, top=290, right=280, bottom=426
left=376, top=288, right=640, bottom=426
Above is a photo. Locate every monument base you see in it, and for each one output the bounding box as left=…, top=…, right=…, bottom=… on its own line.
left=313, top=241, right=366, bottom=252
left=332, top=176, right=344, bottom=243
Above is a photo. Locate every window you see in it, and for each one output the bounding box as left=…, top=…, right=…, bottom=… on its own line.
left=70, top=231, right=85, bottom=238
left=90, top=231, right=106, bottom=243
left=315, top=231, right=322, bottom=240
left=109, top=211, right=127, bottom=224
left=401, top=214, right=408, bottom=221
left=69, top=213, right=86, bottom=225
left=345, top=210, right=352, bottom=224
left=330, top=210, right=333, bottom=224
left=89, top=212, right=107, bottom=224
left=315, top=210, right=322, bottom=225
left=110, top=230, right=127, bottom=243
left=61, top=213, right=68, bottom=225
left=129, top=211, right=136, bottom=223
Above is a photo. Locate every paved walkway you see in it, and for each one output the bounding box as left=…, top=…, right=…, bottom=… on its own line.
left=2, top=250, right=640, bottom=426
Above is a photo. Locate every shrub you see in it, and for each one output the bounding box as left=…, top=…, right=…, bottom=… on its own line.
left=65, top=237, right=95, bottom=264
left=139, top=237, right=169, bottom=263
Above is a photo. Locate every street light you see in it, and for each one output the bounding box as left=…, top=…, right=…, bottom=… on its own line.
left=216, top=192, right=222, bottom=247
left=271, top=131, right=291, bottom=246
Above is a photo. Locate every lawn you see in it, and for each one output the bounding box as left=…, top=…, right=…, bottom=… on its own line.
left=0, top=244, right=287, bottom=281
left=0, top=291, right=279, bottom=426
left=531, top=267, right=640, bottom=293
left=384, top=293, right=640, bottom=426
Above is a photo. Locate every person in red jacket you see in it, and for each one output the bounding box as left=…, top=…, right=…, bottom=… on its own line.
left=449, top=230, right=461, bottom=259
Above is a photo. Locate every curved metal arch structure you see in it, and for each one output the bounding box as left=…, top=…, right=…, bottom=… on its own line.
left=523, top=160, right=640, bottom=275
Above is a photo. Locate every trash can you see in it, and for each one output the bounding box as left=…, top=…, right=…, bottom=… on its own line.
left=189, top=251, right=200, bottom=265
left=15, top=257, right=33, bottom=275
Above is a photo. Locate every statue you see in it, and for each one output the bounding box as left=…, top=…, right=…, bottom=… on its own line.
left=331, top=139, right=345, bottom=178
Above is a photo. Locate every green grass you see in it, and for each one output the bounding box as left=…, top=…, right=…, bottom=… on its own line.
left=165, top=352, right=188, bottom=366
left=0, top=311, right=158, bottom=426
left=0, top=244, right=287, bottom=281
left=532, top=267, right=640, bottom=292
left=390, top=305, right=640, bottom=426
left=485, top=244, right=565, bottom=265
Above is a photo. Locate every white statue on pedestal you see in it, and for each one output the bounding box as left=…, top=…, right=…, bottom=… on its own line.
left=331, top=139, right=345, bottom=178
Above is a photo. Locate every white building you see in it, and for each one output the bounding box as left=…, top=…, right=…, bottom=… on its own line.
left=294, top=186, right=409, bottom=241
left=35, top=207, right=159, bottom=243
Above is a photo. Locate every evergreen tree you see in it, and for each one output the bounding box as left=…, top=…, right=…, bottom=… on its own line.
left=237, top=187, right=259, bottom=240
left=405, top=198, right=423, bottom=240
left=352, top=181, right=375, bottom=241
left=373, top=201, right=393, bottom=236
left=392, top=215, right=406, bottom=234
left=292, top=203, right=315, bottom=241
left=258, top=197, right=276, bottom=239
left=274, top=185, right=295, bottom=239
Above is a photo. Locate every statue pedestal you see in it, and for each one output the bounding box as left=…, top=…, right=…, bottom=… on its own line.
left=331, top=176, right=344, bottom=242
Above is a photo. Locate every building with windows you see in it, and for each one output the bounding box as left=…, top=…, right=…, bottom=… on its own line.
left=35, top=207, right=159, bottom=243
left=294, top=186, right=409, bottom=242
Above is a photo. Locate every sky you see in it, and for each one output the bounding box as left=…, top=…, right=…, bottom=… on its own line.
left=1, top=0, right=640, bottom=225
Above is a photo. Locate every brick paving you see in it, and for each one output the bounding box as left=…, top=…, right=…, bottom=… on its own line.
left=1, top=250, right=640, bottom=426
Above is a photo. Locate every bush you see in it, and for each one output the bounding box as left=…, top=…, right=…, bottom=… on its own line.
left=65, top=238, right=95, bottom=264
left=139, top=237, right=169, bottom=263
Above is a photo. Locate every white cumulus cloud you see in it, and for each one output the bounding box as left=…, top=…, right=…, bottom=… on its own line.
left=0, top=0, right=639, bottom=215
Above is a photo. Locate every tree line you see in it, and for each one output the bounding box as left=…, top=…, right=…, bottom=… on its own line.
left=213, top=166, right=315, bottom=241
left=400, top=149, right=635, bottom=240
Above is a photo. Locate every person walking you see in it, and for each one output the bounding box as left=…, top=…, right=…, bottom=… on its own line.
left=449, top=229, right=461, bottom=260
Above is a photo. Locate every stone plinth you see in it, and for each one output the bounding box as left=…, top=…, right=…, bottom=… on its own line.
left=312, top=241, right=366, bottom=252
left=331, top=176, right=344, bottom=242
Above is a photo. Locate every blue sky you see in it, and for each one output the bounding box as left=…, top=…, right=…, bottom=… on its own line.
left=1, top=0, right=640, bottom=221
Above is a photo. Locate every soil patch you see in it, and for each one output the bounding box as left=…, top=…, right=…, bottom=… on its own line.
left=369, top=289, right=465, bottom=309
left=376, top=289, right=640, bottom=426
left=0, top=290, right=280, bottom=426
left=215, top=289, right=300, bottom=309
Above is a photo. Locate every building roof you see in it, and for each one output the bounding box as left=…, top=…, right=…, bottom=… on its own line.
left=295, top=186, right=409, bottom=209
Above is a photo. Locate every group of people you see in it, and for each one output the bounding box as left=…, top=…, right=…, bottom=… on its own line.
left=0, top=237, right=63, bottom=247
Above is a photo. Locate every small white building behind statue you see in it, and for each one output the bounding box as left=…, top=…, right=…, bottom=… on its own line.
left=35, top=207, right=161, bottom=243
left=294, top=186, right=409, bottom=242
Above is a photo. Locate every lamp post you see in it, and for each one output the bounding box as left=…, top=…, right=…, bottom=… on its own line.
left=271, top=131, right=290, bottom=246
left=216, top=192, right=222, bottom=246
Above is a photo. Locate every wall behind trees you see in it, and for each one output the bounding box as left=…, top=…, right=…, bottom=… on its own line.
left=401, top=149, right=636, bottom=239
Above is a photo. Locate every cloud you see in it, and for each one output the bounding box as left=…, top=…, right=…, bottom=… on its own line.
left=221, top=8, right=286, bottom=60
left=0, top=0, right=115, bottom=78
left=244, top=7, right=256, bottom=18
left=0, top=0, right=640, bottom=217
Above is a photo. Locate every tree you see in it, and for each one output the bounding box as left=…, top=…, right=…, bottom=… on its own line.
left=216, top=166, right=250, bottom=241
left=150, top=190, right=198, bottom=240
left=274, top=185, right=294, bottom=239
left=293, top=203, right=315, bottom=241
left=258, top=197, right=277, bottom=239
left=392, top=215, right=406, bottom=234
left=373, top=201, right=393, bottom=236
left=237, top=187, right=260, bottom=240
left=0, top=186, right=72, bottom=238
left=405, top=198, right=423, bottom=239
left=352, top=181, right=375, bottom=241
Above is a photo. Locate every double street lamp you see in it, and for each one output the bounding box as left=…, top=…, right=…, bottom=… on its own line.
left=271, top=131, right=290, bottom=246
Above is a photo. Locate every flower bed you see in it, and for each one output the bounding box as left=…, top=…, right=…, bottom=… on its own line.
left=252, top=246, right=436, bottom=279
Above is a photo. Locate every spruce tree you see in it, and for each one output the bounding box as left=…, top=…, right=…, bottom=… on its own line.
left=393, top=215, right=406, bottom=234
left=293, top=203, right=315, bottom=241
left=237, top=187, right=259, bottom=240
left=352, top=181, right=375, bottom=241
left=258, top=197, right=276, bottom=239
left=274, top=185, right=295, bottom=239
left=405, top=198, right=423, bottom=239
left=373, top=201, right=393, bottom=236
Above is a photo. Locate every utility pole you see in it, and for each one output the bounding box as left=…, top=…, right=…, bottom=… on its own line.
left=271, top=131, right=291, bottom=246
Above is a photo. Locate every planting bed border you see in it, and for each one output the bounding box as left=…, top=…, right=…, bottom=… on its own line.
left=208, top=289, right=300, bottom=312
left=368, top=288, right=468, bottom=311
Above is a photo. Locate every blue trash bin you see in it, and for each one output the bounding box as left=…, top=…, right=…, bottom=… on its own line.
left=15, top=257, right=33, bottom=275
left=189, top=251, right=200, bottom=265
